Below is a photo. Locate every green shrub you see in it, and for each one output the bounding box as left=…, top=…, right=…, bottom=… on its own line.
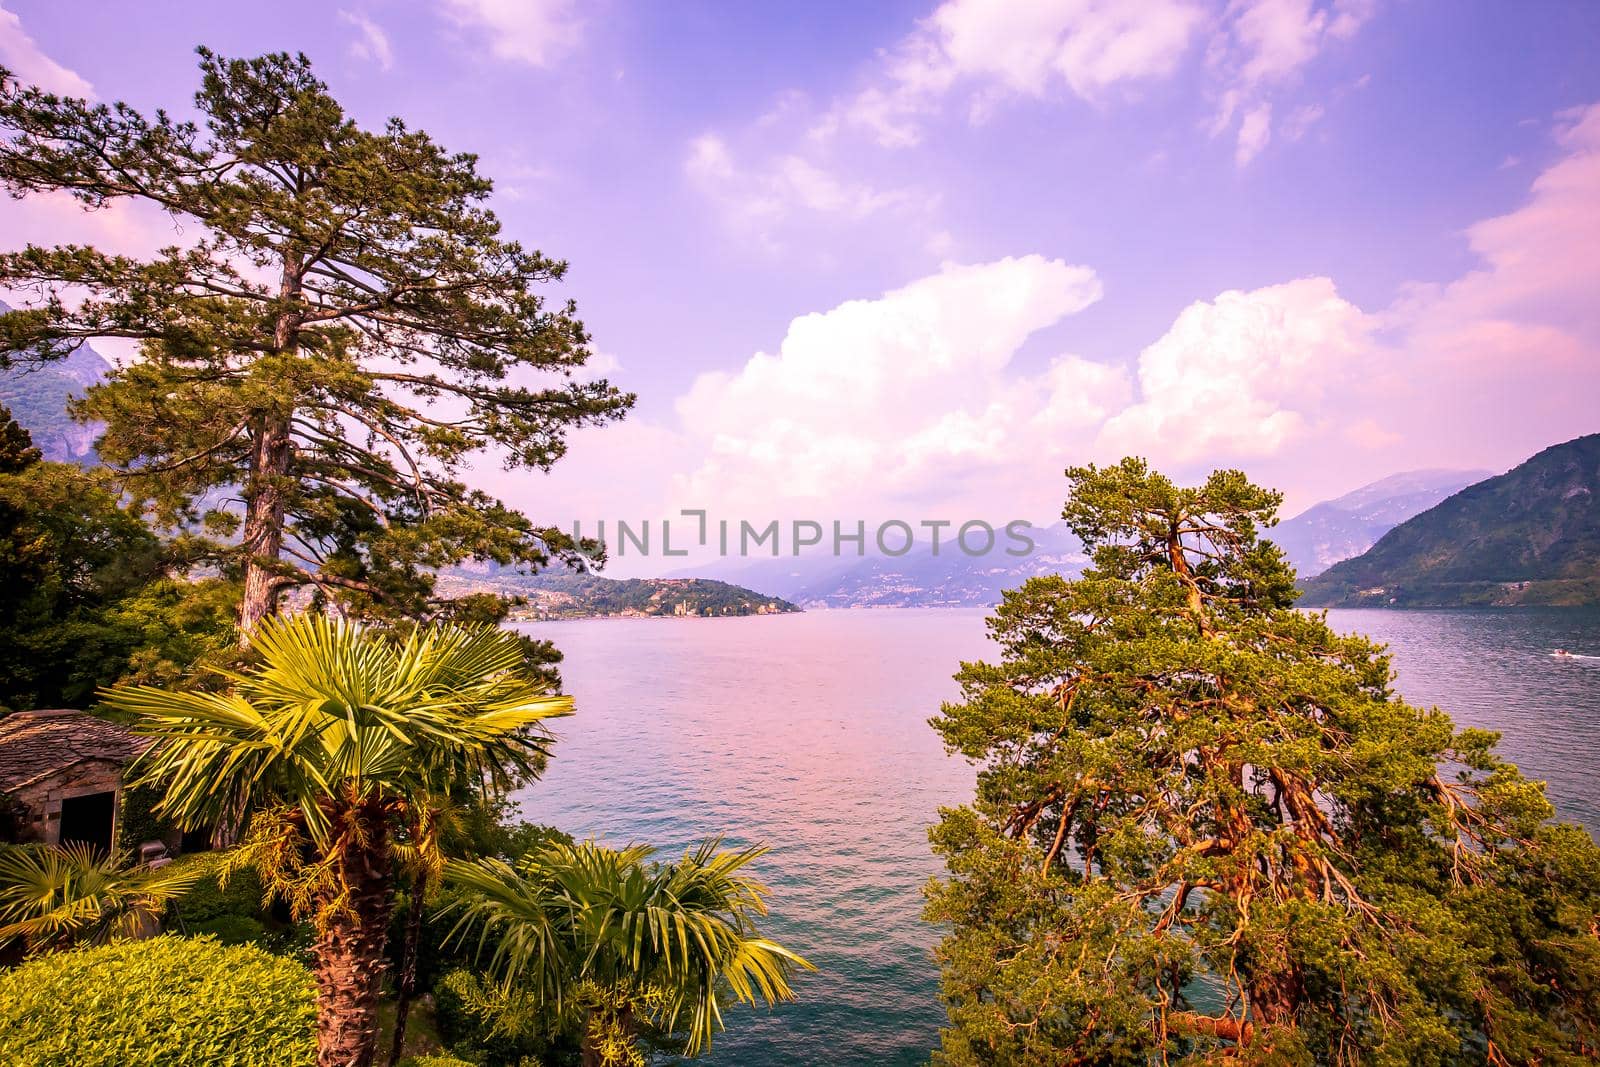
left=401, top=1056, right=480, bottom=1067
left=186, top=913, right=269, bottom=946
left=174, top=862, right=265, bottom=924
left=0, top=935, right=316, bottom=1066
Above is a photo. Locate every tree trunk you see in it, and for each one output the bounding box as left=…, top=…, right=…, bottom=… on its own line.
left=238, top=411, right=292, bottom=637
left=238, top=251, right=305, bottom=639
left=385, top=869, right=427, bottom=1067
left=311, top=812, right=394, bottom=1067
left=1245, top=966, right=1302, bottom=1043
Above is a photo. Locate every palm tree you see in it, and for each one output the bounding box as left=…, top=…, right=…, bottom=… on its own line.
left=100, top=614, right=572, bottom=1067
left=448, top=838, right=813, bottom=1066
left=0, top=842, right=204, bottom=953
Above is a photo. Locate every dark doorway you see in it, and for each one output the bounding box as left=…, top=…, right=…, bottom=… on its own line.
left=58, top=791, right=116, bottom=855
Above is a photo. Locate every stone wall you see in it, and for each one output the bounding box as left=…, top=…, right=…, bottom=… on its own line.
left=8, top=758, right=125, bottom=846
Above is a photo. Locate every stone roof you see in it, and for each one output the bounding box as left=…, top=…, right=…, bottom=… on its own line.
left=0, top=710, right=153, bottom=793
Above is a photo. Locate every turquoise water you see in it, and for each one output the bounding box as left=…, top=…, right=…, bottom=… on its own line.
left=511, top=607, right=1600, bottom=1064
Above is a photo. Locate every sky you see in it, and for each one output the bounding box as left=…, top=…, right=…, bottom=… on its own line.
left=2, top=0, right=1599, bottom=574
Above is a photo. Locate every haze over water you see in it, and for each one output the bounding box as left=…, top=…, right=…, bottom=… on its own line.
left=513, top=607, right=1600, bottom=1065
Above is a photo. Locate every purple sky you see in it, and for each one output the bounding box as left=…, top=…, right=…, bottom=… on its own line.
left=3, top=1, right=1598, bottom=573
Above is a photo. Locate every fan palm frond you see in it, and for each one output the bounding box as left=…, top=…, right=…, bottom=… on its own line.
left=448, top=837, right=813, bottom=1057
left=0, top=843, right=205, bottom=952
left=103, top=614, right=572, bottom=847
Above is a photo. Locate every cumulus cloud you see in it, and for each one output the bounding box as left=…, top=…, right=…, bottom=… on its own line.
left=655, top=100, right=1600, bottom=521
left=673, top=255, right=1112, bottom=514
left=0, top=2, right=93, bottom=97
left=439, top=0, right=581, bottom=67
left=817, top=0, right=1206, bottom=148
left=339, top=11, right=394, bottom=71
left=1101, top=277, right=1373, bottom=461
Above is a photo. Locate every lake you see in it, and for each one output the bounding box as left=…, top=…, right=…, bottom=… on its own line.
left=511, top=607, right=1600, bottom=1065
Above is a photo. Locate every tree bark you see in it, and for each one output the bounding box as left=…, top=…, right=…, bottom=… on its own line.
left=238, top=250, right=304, bottom=639
left=238, top=411, right=292, bottom=637
left=385, top=869, right=427, bottom=1067
left=580, top=1006, right=635, bottom=1067
left=312, top=811, right=394, bottom=1067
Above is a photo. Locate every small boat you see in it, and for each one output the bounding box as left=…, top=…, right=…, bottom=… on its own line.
left=1553, top=649, right=1573, bottom=657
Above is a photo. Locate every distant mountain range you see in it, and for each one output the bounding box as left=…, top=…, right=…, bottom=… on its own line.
left=1271, top=469, right=1492, bottom=578
left=675, top=470, right=1491, bottom=609
left=9, top=301, right=1585, bottom=612
left=684, top=522, right=1089, bottom=609
left=0, top=299, right=112, bottom=464
left=1300, top=434, right=1600, bottom=608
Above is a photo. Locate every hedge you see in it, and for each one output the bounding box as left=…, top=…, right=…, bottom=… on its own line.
left=0, top=935, right=316, bottom=1066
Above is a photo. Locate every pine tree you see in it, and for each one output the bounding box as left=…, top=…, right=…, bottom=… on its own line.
left=0, top=50, right=632, bottom=635
left=928, top=458, right=1600, bottom=1065
left=0, top=403, right=39, bottom=473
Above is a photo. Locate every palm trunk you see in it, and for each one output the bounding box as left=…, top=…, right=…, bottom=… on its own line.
left=385, top=869, right=427, bottom=1067
left=581, top=1006, right=636, bottom=1067
left=312, top=809, right=394, bottom=1067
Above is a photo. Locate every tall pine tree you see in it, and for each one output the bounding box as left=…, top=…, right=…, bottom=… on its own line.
left=0, top=50, right=631, bottom=635
left=929, top=459, right=1600, bottom=1065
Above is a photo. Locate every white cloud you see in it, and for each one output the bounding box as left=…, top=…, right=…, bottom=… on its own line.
left=560, top=99, right=1600, bottom=529
left=673, top=255, right=1111, bottom=514
left=1390, top=102, right=1600, bottom=381
left=1235, top=102, right=1272, bottom=164
left=820, top=0, right=1206, bottom=148
left=684, top=133, right=931, bottom=242
left=1209, top=0, right=1378, bottom=165
left=439, top=0, right=581, bottom=67
left=0, top=2, right=93, bottom=97
left=1101, top=277, right=1373, bottom=461
left=801, top=0, right=1377, bottom=163
left=339, top=11, right=394, bottom=71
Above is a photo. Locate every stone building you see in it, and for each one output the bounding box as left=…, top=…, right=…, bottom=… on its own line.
left=0, top=709, right=152, bottom=853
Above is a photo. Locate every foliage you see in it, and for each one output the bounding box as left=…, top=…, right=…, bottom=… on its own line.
left=388, top=824, right=578, bottom=998
left=435, top=968, right=577, bottom=1066
left=1302, top=432, right=1600, bottom=606
left=399, top=1055, right=478, bottom=1067
left=96, top=576, right=242, bottom=690
left=114, top=782, right=169, bottom=855
left=186, top=911, right=271, bottom=946
left=0, top=396, right=41, bottom=470
left=0, top=50, right=632, bottom=631
left=171, top=861, right=306, bottom=954
left=0, top=934, right=316, bottom=1066
left=0, top=406, right=234, bottom=711
left=100, top=614, right=573, bottom=1067
left=927, top=457, right=1600, bottom=1065
left=0, top=312, right=109, bottom=464
left=449, top=837, right=812, bottom=1064
left=486, top=572, right=799, bottom=619
left=174, top=860, right=267, bottom=925
left=110, top=615, right=571, bottom=852
left=0, top=842, right=206, bottom=953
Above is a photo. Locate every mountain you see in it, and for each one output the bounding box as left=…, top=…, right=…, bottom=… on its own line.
left=436, top=566, right=799, bottom=619
left=683, top=522, right=1088, bottom=608
left=1300, top=434, right=1600, bottom=608
left=0, top=300, right=112, bottom=464
left=1271, top=469, right=1492, bottom=578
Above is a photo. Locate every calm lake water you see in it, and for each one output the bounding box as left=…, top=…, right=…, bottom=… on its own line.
left=511, top=607, right=1600, bottom=1065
